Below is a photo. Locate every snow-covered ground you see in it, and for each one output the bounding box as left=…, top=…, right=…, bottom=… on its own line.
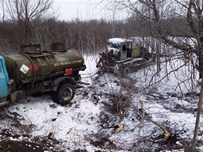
left=0, top=53, right=203, bottom=152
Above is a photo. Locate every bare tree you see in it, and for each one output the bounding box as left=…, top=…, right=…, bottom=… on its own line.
left=5, top=0, right=54, bottom=44
left=106, top=0, right=203, bottom=151
left=6, top=0, right=53, bottom=21
left=0, top=0, right=6, bottom=22
left=97, top=0, right=125, bottom=37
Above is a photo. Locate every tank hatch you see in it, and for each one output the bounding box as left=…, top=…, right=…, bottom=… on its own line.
left=51, top=42, right=66, bottom=52
left=20, top=43, right=41, bottom=54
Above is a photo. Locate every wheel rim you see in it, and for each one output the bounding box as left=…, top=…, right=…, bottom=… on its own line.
left=62, top=87, right=73, bottom=101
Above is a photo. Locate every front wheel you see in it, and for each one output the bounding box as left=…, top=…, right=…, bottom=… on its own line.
left=53, top=83, right=75, bottom=105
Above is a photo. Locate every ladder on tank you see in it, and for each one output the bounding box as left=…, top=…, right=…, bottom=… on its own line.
left=36, top=56, right=52, bottom=91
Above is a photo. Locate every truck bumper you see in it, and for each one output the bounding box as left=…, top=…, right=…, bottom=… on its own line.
left=0, top=100, right=9, bottom=107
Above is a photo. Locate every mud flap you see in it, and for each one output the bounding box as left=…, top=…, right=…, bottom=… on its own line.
left=10, top=90, right=25, bottom=103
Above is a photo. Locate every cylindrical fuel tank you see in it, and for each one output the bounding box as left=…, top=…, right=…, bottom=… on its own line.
left=4, top=44, right=85, bottom=86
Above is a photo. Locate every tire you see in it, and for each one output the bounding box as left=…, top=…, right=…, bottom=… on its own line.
left=57, top=83, right=75, bottom=106
left=51, top=91, right=58, bottom=103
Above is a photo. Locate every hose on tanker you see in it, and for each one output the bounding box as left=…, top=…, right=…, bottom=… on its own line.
left=20, top=53, right=36, bottom=85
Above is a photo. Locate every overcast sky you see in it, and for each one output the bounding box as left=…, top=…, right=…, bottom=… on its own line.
left=53, top=0, right=128, bottom=21
left=54, top=0, right=104, bottom=20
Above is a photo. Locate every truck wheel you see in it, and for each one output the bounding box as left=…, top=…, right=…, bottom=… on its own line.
left=51, top=91, right=58, bottom=103
left=57, top=83, right=75, bottom=105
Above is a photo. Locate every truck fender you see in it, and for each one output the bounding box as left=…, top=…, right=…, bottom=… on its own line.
left=52, top=76, right=76, bottom=92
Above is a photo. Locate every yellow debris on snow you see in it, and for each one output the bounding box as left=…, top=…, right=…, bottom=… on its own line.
left=114, top=124, right=124, bottom=134
left=164, top=130, right=170, bottom=139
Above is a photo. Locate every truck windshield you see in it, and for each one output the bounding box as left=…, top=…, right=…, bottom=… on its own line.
left=109, top=43, right=120, bottom=49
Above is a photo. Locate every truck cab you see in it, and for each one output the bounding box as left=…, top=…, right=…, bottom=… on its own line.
left=0, top=56, right=10, bottom=106
left=107, top=38, right=133, bottom=60
left=107, top=38, right=151, bottom=60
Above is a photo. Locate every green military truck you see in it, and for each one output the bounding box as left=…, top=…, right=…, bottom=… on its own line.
left=0, top=43, right=86, bottom=106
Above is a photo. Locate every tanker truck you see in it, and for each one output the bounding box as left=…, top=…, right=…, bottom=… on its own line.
left=0, top=43, right=86, bottom=106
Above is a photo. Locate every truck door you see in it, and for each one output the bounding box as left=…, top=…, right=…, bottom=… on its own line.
left=0, top=59, right=9, bottom=98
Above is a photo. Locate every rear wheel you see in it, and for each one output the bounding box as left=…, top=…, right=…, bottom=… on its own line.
left=51, top=91, right=58, bottom=103
left=52, top=83, right=75, bottom=105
